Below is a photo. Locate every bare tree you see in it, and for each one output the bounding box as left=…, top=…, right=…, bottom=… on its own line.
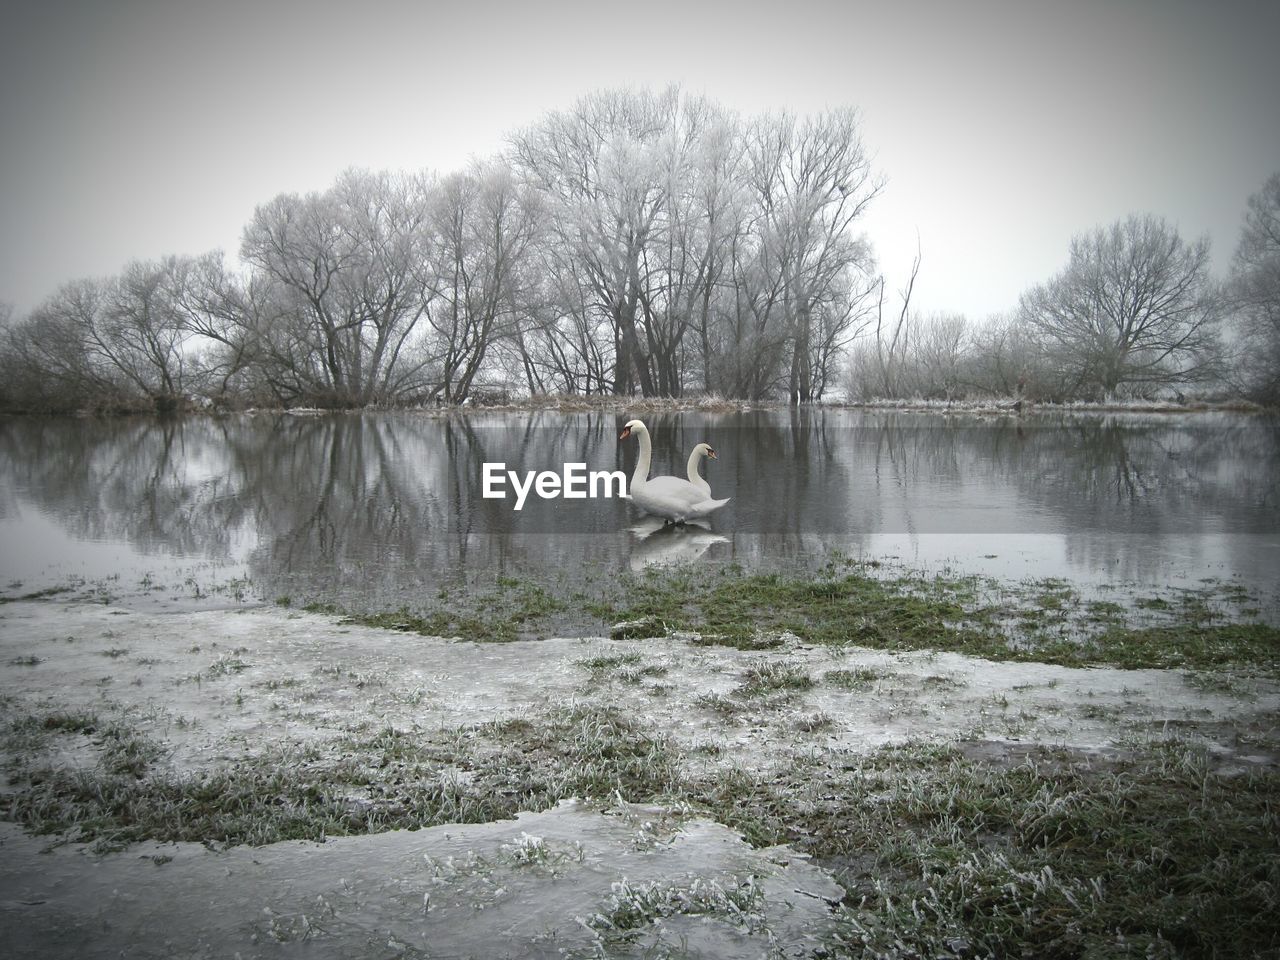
left=508, top=90, right=883, bottom=401
left=5, top=262, right=200, bottom=412
left=745, top=109, right=880, bottom=402
left=911, top=313, right=970, bottom=399
left=849, top=249, right=921, bottom=400
left=3, top=282, right=109, bottom=409
left=0, top=302, right=18, bottom=408
left=805, top=269, right=880, bottom=399
left=966, top=312, right=1051, bottom=398
left=511, top=88, right=678, bottom=397
left=509, top=259, right=614, bottom=395
left=2, top=89, right=898, bottom=409
left=166, top=251, right=273, bottom=404
left=240, top=169, right=436, bottom=406
left=0, top=302, right=46, bottom=411
left=423, top=163, right=540, bottom=403
left=103, top=258, right=192, bottom=411
left=632, top=98, right=757, bottom=397
left=1228, top=171, right=1280, bottom=404
left=681, top=115, right=752, bottom=394
left=714, top=220, right=793, bottom=399
left=1020, top=214, right=1223, bottom=398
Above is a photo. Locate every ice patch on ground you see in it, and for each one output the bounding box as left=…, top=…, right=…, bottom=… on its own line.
left=1, top=600, right=1276, bottom=957
left=0, top=800, right=841, bottom=959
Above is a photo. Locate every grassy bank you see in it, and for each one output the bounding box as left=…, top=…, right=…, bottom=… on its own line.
left=3, top=562, right=1278, bottom=956
left=315, top=559, right=1279, bottom=676
left=4, top=700, right=1277, bottom=957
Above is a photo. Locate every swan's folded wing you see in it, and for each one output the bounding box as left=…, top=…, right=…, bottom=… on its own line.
left=644, top=475, right=707, bottom=505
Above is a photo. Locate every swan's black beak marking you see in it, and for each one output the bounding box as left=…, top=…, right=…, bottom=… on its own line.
left=619, top=426, right=631, bottom=440
left=708, top=448, right=717, bottom=459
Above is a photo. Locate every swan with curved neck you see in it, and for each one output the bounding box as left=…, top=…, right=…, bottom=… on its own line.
left=619, top=419, right=729, bottom=524
left=687, top=442, right=716, bottom=498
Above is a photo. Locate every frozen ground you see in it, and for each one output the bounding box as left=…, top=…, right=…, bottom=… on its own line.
left=0, top=802, right=842, bottom=960
left=1, top=600, right=1276, bottom=957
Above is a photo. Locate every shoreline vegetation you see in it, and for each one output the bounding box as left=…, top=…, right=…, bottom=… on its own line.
left=308, top=559, right=1280, bottom=675
left=2, top=560, right=1278, bottom=956
left=1, top=393, right=1274, bottom=419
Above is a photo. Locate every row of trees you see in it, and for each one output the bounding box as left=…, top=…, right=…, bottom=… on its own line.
left=0, top=88, right=884, bottom=412
left=1, top=83, right=1276, bottom=412
left=849, top=176, right=1280, bottom=405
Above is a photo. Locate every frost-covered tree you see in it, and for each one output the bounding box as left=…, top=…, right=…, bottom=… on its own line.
left=1228, top=172, right=1280, bottom=404
left=423, top=162, right=540, bottom=403
left=743, top=109, right=880, bottom=402
left=510, top=87, right=879, bottom=399
left=240, top=169, right=436, bottom=406
left=4, top=260, right=202, bottom=412
left=511, top=87, right=684, bottom=396
left=1020, top=214, right=1223, bottom=398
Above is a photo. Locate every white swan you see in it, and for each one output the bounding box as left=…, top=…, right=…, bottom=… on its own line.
left=619, top=419, right=729, bottom=524
left=686, top=442, right=717, bottom=499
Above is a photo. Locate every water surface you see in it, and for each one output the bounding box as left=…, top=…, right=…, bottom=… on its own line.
left=1, top=409, right=1276, bottom=613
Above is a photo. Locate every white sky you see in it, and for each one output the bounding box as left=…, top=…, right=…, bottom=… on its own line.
left=1, top=0, right=1277, bottom=319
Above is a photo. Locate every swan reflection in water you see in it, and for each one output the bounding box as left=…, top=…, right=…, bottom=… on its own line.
left=627, top=516, right=728, bottom=570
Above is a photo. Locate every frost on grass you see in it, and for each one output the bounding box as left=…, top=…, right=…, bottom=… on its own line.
left=585, top=874, right=768, bottom=937
left=1, top=597, right=1278, bottom=956
left=504, top=831, right=551, bottom=865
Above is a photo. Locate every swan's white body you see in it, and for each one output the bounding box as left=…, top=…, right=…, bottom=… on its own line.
left=620, top=420, right=729, bottom=523
left=686, top=442, right=715, bottom=498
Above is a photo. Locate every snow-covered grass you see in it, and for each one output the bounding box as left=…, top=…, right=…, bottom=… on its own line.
left=1, top=566, right=1278, bottom=956
left=831, top=395, right=1268, bottom=414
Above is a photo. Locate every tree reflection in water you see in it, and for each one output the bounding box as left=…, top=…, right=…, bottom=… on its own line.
left=0, top=410, right=1275, bottom=609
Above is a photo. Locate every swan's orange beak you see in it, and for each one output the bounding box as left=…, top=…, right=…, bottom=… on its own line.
left=619, top=425, right=632, bottom=440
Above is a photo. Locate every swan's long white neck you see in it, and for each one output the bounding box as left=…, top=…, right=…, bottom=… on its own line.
left=686, top=447, right=704, bottom=486
left=631, top=424, right=652, bottom=490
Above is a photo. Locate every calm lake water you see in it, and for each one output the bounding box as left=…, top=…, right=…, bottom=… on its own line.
left=1, top=409, right=1277, bottom=614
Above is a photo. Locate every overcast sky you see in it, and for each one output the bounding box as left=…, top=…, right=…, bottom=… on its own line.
left=2, top=0, right=1277, bottom=320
